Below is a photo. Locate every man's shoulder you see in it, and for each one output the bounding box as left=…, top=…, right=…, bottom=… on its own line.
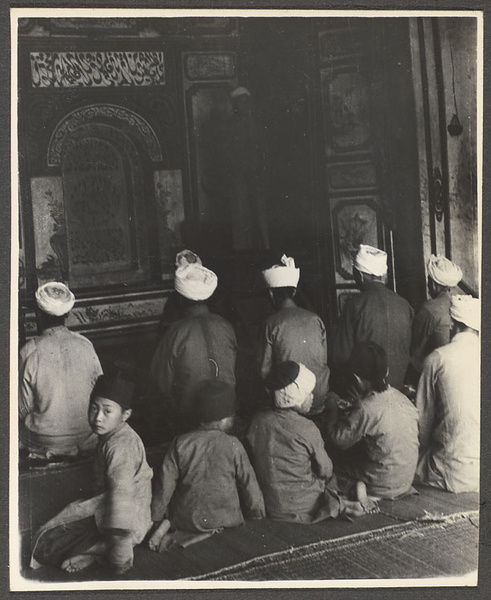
left=270, top=306, right=323, bottom=325
left=66, top=329, right=96, bottom=346
left=177, top=428, right=241, bottom=454
left=19, top=338, right=37, bottom=359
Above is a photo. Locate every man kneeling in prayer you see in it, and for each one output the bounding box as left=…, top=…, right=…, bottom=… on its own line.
left=149, top=380, right=265, bottom=552
left=30, top=376, right=153, bottom=574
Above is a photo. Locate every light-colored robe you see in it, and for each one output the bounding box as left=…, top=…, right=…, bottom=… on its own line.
left=19, top=325, right=103, bottom=456
left=415, top=331, right=480, bottom=493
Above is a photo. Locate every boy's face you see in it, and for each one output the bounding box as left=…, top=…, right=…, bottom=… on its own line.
left=88, top=397, right=131, bottom=436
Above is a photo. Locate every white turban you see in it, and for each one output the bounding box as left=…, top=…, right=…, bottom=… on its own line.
left=354, top=245, right=388, bottom=277
left=427, top=254, right=462, bottom=287
left=175, top=249, right=202, bottom=268
left=35, top=282, right=75, bottom=316
left=262, top=255, right=300, bottom=288
left=274, top=363, right=316, bottom=410
left=450, top=295, right=480, bottom=332
left=174, top=264, right=218, bottom=301
left=231, top=86, right=251, bottom=99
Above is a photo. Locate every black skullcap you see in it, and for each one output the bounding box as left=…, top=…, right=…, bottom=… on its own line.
left=194, top=380, right=236, bottom=423
left=348, top=341, right=388, bottom=384
left=91, top=375, right=135, bottom=410
left=264, top=361, right=300, bottom=391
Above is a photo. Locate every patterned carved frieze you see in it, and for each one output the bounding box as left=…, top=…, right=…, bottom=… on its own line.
left=185, top=53, right=236, bottom=81
left=30, top=51, right=165, bottom=88
left=68, top=296, right=166, bottom=327
left=23, top=294, right=168, bottom=340
left=48, top=104, right=162, bottom=166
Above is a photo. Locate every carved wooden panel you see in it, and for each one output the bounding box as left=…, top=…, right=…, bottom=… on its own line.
left=154, top=170, right=185, bottom=278
left=321, top=68, right=371, bottom=155
left=63, top=137, right=134, bottom=273
left=186, top=85, right=234, bottom=221
left=336, top=288, right=360, bottom=314
left=30, top=51, right=165, bottom=88
left=327, top=162, right=377, bottom=191
left=184, top=53, right=236, bottom=81
left=332, top=197, right=383, bottom=283
left=60, top=123, right=149, bottom=287
left=48, top=104, right=162, bottom=166
left=317, top=20, right=393, bottom=315
left=30, top=176, right=68, bottom=284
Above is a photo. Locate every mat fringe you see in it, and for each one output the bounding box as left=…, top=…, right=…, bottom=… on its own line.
left=186, top=510, right=478, bottom=581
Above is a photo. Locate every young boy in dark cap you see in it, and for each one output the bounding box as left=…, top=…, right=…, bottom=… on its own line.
left=149, top=380, right=265, bottom=552
left=247, top=361, right=363, bottom=522
left=30, top=375, right=153, bottom=575
left=324, top=341, right=419, bottom=503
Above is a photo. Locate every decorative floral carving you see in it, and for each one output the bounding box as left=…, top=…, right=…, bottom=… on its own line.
left=70, top=298, right=165, bottom=325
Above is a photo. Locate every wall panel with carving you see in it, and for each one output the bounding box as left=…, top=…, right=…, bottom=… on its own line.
left=17, top=31, right=189, bottom=345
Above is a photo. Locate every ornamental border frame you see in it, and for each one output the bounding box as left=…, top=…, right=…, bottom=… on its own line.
left=47, top=103, right=163, bottom=167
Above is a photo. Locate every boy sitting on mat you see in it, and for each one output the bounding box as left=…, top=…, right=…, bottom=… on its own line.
left=30, top=375, right=153, bottom=574
left=149, top=380, right=265, bottom=552
left=324, top=341, right=419, bottom=505
left=246, top=361, right=364, bottom=522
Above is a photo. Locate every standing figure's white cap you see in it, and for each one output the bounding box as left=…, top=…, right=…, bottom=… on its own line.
left=231, top=86, right=251, bottom=99
left=262, top=255, right=300, bottom=288
left=354, top=245, right=388, bottom=277
left=35, top=282, right=75, bottom=316
left=450, top=295, right=480, bottom=332
left=175, top=249, right=202, bottom=268
left=174, top=264, right=218, bottom=301
left=427, top=254, right=462, bottom=287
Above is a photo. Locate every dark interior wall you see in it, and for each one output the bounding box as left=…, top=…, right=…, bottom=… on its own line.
left=18, top=27, right=186, bottom=301
left=365, top=19, right=427, bottom=308
left=237, top=19, right=326, bottom=314
left=18, top=16, right=432, bottom=359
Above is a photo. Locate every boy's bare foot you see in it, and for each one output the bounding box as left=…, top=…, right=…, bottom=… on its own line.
left=341, top=499, right=365, bottom=519
left=61, top=554, right=96, bottom=572
left=356, top=481, right=380, bottom=513
left=148, top=519, right=171, bottom=552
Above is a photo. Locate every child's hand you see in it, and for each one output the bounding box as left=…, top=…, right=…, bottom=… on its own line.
left=148, top=519, right=171, bottom=552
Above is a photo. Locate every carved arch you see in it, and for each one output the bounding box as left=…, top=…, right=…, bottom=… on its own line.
left=47, top=103, right=162, bottom=167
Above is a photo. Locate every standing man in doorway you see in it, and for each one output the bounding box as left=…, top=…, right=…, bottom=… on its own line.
left=330, top=245, right=413, bottom=393
left=222, top=86, right=270, bottom=251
